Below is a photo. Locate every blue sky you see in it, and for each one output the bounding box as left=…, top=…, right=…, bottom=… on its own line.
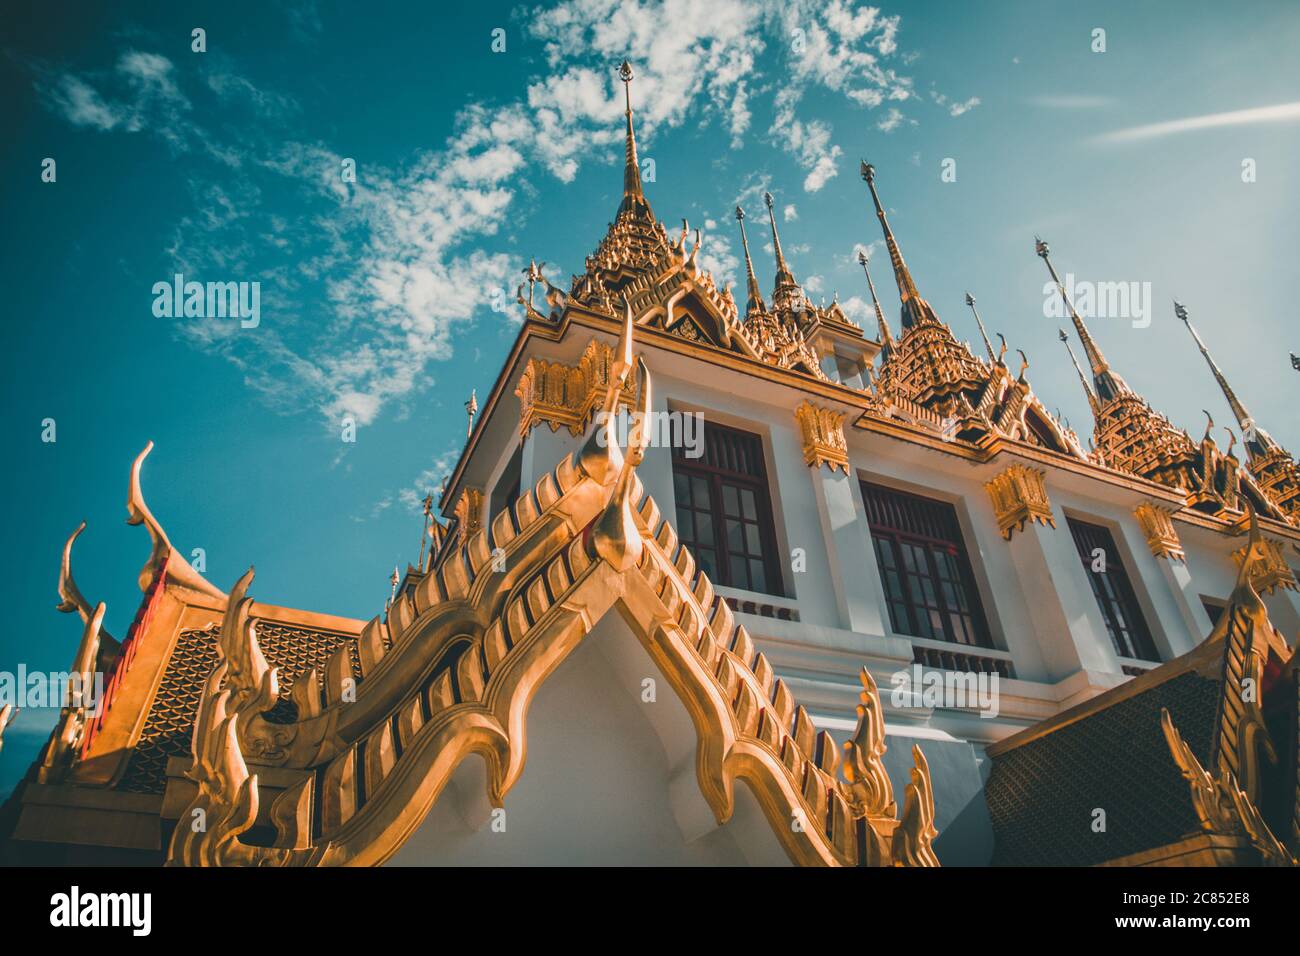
left=3, top=0, right=1300, bottom=792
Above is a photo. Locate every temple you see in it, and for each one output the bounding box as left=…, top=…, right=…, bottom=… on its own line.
left=2, top=62, right=1298, bottom=867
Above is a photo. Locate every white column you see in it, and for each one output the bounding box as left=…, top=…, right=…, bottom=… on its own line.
left=808, top=463, right=887, bottom=636
left=1001, top=506, right=1120, bottom=679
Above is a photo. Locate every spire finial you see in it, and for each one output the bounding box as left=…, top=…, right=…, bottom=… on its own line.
left=735, top=206, right=767, bottom=318
left=617, top=60, right=649, bottom=216
left=1036, top=237, right=1134, bottom=403
left=963, top=291, right=996, bottom=362
left=465, top=389, right=478, bottom=438
left=1175, top=299, right=1263, bottom=449
left=859, top=161, right=933, bottom=328
left=1058, top=327, right=1100, bottom=416
left=858, top=248, right=894, bottom=349
left=764, top=189, right=800, bottom=305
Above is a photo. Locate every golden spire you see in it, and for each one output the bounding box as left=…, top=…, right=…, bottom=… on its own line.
left=1035, top=237, right=1134, bottom=404
left=734, top=206, right=767, bottom=317
left=859, top=161, right=938, bottom=329
left=465, top=389, right=478, bottom=438
left=1059, top=328, right=1100, bottom=417
left=764, top=190, right=801, bottom=306
left=1175, top=300, right=1275, bottom=455
left=964, top=292, right=996, bottom=363
left=617, top=60, right=652, bottom=218
left=417, top=493, right=433, bottom=571
left=857, top=249, right=894, bottom=350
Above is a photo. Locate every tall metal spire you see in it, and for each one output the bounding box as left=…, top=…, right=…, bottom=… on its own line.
left=617, top=60, right=651, bottom=218
left=764, top=190, right=800, bottom=304
left=1174, top=300, right=1262, bottom=440
left=1059, top=328, right=1100, bottom=416
left=1035, top=237, right=1132, bottom=404
left=857, top=249, right=894, bottom=350
left=859, top=161, right=937, bottom=328
left=734, top=206, right=767, bottom=317
left=964, top=292, right=996, bottom=362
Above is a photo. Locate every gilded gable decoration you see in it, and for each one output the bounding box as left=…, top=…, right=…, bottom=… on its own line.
left=795, top=401, right=849, bottom=473
left=1134, top=502, right=1185, bottom=561
left=453, top=487, right=484, bottom=543
left=515, top=338, right=638, bottom=436
left=985, top=464, right=1054, bottom=540
left=1230, top=535, right=1298, bottom=594
left=161, top=310, right=942, bottom=868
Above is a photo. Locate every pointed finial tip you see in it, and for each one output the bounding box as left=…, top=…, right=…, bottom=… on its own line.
left=763, top=190, right=774, bottom=208
left=619, top=60, right=634, bottom=83
left=857, top=249, right=868, bottom=265
left=859, top=160, right=875, bottom=182
left=1174, top=300, right=1189, bottom=322
left=734, top=205, right=744, bottom=221
left=964, top=291, right=975, bottom=306
left=1058, top=328, right=1069, bottom=342
left=1035, top=236, right=1050, bottom=257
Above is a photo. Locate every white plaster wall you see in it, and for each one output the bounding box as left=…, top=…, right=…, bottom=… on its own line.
left=387, top=611, right=789, bottom=866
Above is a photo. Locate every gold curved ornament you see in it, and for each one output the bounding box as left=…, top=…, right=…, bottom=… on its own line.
left=126, top=442, right=225, bottom=599
left=56, top=521, right=121, bottom=670
left=842, top=666, right=896, bottom=818
left=891, top=744, right=940, bottom=867
left=168, top=311, right=942, bottom=868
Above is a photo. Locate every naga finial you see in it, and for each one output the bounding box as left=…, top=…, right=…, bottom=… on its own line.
left=126, top=442, right=225, bottom=600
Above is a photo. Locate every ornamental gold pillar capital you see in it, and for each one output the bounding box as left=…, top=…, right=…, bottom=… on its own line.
left=795, top=401, right=849, bottom=473
left=1134, top=502, right=1185, bottom=561
left=515, top=338, right=637, bottom=437
left=985, top=463, right=1054, bottom=540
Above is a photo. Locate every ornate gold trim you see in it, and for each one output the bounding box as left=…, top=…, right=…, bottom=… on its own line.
left=168, top=310, right=941, bottom=868
left=514, top=338, right=638, bottom=437
left=1134, top=501, right=1185, bottom=561
left=1231, top=535, right=1298, bottom=594
left=126, top=442, right=226, bottom=600
left=1160, top=708, right=1293, bottom=865
left=452, top=487, right=484, bottom=543
left=794, top=401, right=849, bottom=473
left=985, top=464, right=1054, bottom=540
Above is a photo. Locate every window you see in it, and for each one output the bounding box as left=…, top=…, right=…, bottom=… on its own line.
left=671, top=422, right=783, bottom=596
left=1067, top=518, right=1159, bottom=661
left=861, top=482, right=991, bottom=647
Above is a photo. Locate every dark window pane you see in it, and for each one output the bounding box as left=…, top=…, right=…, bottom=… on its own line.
left=861, top=482, right=991, bottom=648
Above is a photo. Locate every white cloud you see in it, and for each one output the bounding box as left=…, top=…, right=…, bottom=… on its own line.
left=1094, top=101, right=1300, bottom=144
left=37, top=1, right=955, bottom=429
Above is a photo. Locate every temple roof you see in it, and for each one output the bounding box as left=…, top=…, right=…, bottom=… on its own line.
left=986, top=509, right=1299, bottom=866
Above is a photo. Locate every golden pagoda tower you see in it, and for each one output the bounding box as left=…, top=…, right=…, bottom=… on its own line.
left=1034, top=237, right=1210, bottom=494
left=1177, top=300, right=1300, bottom=521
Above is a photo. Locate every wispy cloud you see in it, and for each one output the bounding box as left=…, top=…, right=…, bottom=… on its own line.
left=1094, top=101, right=1300, bottom=144
left=33, top=0, right=966, bottom=429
